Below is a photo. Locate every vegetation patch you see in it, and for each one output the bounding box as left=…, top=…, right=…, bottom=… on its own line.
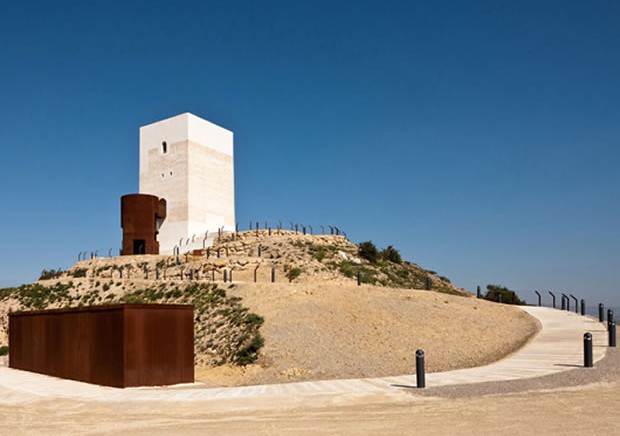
left=0, top=281, right=265, bottom=366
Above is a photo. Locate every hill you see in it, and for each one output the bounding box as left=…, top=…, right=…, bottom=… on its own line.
left=0, top=231, right=539, bottom=385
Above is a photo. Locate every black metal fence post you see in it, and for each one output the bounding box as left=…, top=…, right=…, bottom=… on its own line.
left=599, top=303, right=605, bottom=322
left=609, top=321, right=617, bottom=347
left=548, top=292, right=556, bottom=309
left=416, top=350, right=425, bottom=388
left=608, top=310, right=614, bottom=331
left=535, top=291, right=541, bottom=306
left=580, top=299, right=585, bottom=316
left=476, top=286, right=481, bottom=299
left=425, top=277, right=431, bottom=290
left=271, top=267, right=275, bottom=283
left=584, top=333, right=593, bottom=367
left=570, top=294, right=578, bottom=314
left=357, top=271, right=361, bottom=286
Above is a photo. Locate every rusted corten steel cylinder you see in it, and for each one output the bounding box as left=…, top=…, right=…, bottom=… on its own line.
left=9, top=304, right=194, bottom=387
left=121, top=194, right=166, bottom=255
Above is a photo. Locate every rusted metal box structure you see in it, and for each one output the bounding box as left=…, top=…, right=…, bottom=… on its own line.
left=9, top=304, right=194, bottom=388
left=121, top=193, right=167, bottom=255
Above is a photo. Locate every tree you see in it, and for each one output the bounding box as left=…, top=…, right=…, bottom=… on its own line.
left=358, top=241, right=380, bottom=263
left=484, top=284, right=526, bottom=305
left=381, top=245, right=402, bottom=264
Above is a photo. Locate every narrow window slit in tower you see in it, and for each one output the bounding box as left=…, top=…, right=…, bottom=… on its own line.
left=162, top=141, right=167, bottom=154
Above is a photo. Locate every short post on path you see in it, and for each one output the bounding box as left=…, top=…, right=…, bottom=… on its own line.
left=416, top=349, right=425, bottom=388
left=584, top=333, right=593, bottom=368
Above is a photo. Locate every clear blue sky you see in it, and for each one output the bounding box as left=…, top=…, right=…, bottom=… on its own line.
left=0, top=1, right=618, bottom=306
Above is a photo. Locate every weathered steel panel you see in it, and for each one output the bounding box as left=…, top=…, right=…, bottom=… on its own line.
left=124, top=305, right=194, bottom=387
left=9, top=304, right=193, bottom=388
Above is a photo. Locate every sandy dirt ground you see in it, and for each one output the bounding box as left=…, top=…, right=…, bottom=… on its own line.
left=0, top=381, right=617, bottom=435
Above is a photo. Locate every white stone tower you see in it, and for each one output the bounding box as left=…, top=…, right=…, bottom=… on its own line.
left=139, top=113, right=235, bottom=254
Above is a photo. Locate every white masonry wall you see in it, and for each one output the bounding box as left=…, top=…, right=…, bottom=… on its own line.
left=139, top=113, right=235, bottom=254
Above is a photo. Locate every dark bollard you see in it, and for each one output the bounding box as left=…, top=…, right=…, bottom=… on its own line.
left=268, top=227, right=272, bottom=236
left=357, top=271, right=361, bottom=286
left=217, top=248, right=221, bottom=258
left=580, top=299, right=585, bottom=316
left=477, top=286, right=481, bottom=299
left=609, top=321, right=617, bottom=347
left=425, top=277, right=431, bottom=290
left=584, top=333, right=593, bottom=368
left=535, top=291, right=541, bottom=307
left=599, top=303, right=605, bottom=322
left=416, top=349, right=425, bottom=388
left=223, top=270, right=228, bottom=283
left=608, top=310, right=614, bottom=331
left=207, top=247, right=210, bottom=259
left=548, top=292, right=556, bottom=309
left=271, top=267, right=275, bottom=283
left=258, top=245, right=262, bottom=257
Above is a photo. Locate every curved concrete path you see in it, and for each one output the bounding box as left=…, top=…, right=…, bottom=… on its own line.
left=0, top=307, right=608, bottom=404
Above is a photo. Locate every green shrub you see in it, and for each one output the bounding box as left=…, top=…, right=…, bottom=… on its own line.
left=381, top=245, right=402, bottom=264
left=396, top=269, right=409, bottom=279
left=0, top=345, right=8, bottom=356
left=234, top=333, right=264, bottom=365
left=484, top=284, right=525, bottom=305
left=289, top=267, right=302, bottom=281
left=71, top=268, right=87, bottom=278
left=358, top=241, right=379, bottom=263
left=38, top=269, right=64, bottom=280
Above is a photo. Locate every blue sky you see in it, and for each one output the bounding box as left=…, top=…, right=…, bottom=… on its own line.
left=0, top=1, right=618, bottom=306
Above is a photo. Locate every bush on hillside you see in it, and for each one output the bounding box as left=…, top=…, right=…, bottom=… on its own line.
left=484, top=284, right=526, bottom=305
left=39, top=269, right=64, bottom=280
left=381, top=245, right=402, bottom=264
left=358, top=241, right=380, bottom=263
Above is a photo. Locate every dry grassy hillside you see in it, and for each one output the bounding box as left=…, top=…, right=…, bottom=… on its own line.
left=0, top=231, right=539, bottom=386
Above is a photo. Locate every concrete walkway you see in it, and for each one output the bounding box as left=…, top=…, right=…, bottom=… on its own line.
left=0, top=307, right=608, bottom=404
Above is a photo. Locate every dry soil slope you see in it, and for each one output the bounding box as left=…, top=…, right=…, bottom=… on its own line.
left=196, top=282, right=539, bottom=386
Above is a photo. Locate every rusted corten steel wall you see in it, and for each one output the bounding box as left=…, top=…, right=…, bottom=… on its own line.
left=9, top=304, right=194, bottom=388
left=121, top=193, right=167, bottom=255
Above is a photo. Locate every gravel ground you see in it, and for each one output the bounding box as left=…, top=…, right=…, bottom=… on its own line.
left=412, top=345, right=619, bottom=398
